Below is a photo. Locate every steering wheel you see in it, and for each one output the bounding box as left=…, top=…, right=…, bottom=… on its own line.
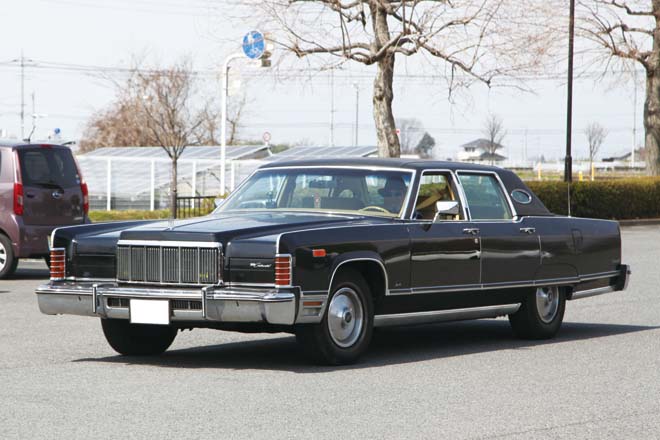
left=359, top=205, right=390, bottom=213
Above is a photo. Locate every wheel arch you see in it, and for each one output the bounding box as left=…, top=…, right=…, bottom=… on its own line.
left=328, top=252, right=388, bottom=303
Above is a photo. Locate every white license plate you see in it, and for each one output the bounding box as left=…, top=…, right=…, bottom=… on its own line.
left=130, top=299, right=170, bottom=325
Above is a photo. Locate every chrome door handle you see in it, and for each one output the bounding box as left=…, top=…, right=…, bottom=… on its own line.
left=462, top=228, right=480, bottom=236
left=520, top=227, right=536, bottom=234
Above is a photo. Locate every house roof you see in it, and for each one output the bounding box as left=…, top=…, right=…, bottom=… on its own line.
left=461, top=138, right=506, bottom=152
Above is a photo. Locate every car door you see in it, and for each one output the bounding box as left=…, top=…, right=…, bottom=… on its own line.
left=456, top=171, right=540, bottom=286
left=408, top=171, right=481, bottom=293
left=17, top=146, right=85, bottom=226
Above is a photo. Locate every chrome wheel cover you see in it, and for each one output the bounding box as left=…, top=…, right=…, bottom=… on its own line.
left=0, top=240, right=6, bottom=272
left=327, top=287, right=364, bottom=348
left=536, top=286, right=559, bottom=324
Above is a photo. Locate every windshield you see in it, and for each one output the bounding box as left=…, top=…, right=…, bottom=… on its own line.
left=217, top=167, right=414, bottom=218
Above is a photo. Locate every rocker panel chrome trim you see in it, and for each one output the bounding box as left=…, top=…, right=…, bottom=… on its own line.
left=569, top=286, right=615, bottom=300
left=374, top=303, right=521, bottom=327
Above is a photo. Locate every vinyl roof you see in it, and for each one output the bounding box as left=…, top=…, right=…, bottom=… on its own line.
left=259, top=157, right=501, bottom=172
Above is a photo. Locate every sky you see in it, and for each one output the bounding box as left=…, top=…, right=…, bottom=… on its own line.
left=0, top=0, right=644, bottom=163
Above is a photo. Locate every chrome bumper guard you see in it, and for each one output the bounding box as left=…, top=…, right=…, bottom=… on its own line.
left=36, top=282, right=298, bottom=325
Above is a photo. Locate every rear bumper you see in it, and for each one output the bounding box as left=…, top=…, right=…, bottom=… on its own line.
left=36, top=282, right=298, bottom=325
left=8, top=215, right=89, bottom=258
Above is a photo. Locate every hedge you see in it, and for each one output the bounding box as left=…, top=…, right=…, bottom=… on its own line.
left=525, top=178, right=660, bottom=220
left=89, top=209, right=171, bottom=222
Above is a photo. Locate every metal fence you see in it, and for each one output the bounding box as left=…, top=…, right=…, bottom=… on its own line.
left=78, top=156, right=262, bottom=211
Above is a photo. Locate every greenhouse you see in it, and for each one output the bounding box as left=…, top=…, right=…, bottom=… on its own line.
left=76, top=145, right=377, bottom=211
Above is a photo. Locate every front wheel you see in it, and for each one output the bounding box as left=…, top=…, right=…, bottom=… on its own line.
left=296, top=268, right=373, bottom=365
left=509, top=286, right=566, bottom=339
left=101, top=319, right=177, bottom=356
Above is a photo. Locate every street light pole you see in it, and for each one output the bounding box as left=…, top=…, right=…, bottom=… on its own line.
left=220, top=53, right=244, bottom=196
left=564, top=0, right=575, bottom=183
left=353, top=82, right=359, bottom=146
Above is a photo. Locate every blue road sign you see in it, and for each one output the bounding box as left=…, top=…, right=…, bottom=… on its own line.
left=242, top=31, right=265, bottom=60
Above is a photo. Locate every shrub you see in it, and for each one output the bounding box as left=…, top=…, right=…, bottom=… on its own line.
left=526, top=178, right=660, bottom=219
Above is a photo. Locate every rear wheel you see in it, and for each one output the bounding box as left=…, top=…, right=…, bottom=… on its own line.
left=509, top=286, right=565, bottom=339
left=296, top=268, right=373, bottom=365
left=0, top=234, right=18, bottom=279
left=101, top=319, right=177, bottom=356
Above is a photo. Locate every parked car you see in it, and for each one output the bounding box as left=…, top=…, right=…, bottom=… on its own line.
left=0, top=141, right=89, bottom=278
left=36, top=159, right=629, bottom=364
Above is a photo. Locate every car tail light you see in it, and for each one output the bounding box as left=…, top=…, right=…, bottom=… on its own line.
left=81, top=182, right=89, bottom=214
left=13, top=182, right=24, bottom=216
left=274, top=254, right=292, bottom=287
left=12, top=151, right=23, bottom=216
left=72, top=153, right=89, bottom=214
left=50, top=248, right=66, bottom=280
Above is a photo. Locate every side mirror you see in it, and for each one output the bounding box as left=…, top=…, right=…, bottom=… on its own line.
left=433, top=201, right=459, bottom=222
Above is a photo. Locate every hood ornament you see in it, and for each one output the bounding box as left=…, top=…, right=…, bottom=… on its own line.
left=167, top=218, right=175, bottom=230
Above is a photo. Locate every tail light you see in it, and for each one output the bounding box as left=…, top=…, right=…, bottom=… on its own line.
left=12, top=151, right=23, bottom=216
left=50, top=248, right=66, bottom=280
left=72, top=153, right=89, bottom=214
left=13, top=183, right=24, bottom=216
left=81, top=182, right=89, bottom=214
left=274, top=254, right=292, bottom=287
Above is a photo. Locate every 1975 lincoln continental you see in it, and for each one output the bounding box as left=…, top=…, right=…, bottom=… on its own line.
left=37, top=159, right=630, bottom=364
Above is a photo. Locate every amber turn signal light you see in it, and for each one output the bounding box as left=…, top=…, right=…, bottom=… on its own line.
left=49, top=248, right=66, bottom=281
left=274, top=254, right=292, bottom=287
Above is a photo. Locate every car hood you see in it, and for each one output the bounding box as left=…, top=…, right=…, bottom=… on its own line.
left=73, top=212, right=392, bottom=255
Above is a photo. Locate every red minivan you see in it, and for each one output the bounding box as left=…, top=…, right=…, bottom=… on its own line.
left=0, top=141, right=89, bottom=278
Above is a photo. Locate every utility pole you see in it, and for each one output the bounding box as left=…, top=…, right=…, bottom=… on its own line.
left=564, top=0, right=575, bottom=183
left=632, top=69, right=638, bottom=168
left=10, top=51, right=34, bottom=140
left=353, top=82, right=359, bottom=146
left=329, top=68, right=335, bottom=147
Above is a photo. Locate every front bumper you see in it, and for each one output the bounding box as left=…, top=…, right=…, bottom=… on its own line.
left=36, top=282, right=298, bottom=325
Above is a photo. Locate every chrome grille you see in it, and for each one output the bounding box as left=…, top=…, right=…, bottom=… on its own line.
left=116, top=241, right=221, bottom=286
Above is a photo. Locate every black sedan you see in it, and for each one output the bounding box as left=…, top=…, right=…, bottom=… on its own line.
left=36, top=158, right=630, bottom=364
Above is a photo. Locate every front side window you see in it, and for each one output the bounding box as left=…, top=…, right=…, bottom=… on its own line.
left=217, top=168, right=413, bottom=217
left=414, top=173, right=462, bottom=220
left=458, top=173, right=513, bottom=220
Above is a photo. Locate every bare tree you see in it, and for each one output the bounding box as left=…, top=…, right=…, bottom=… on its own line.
left=241, top=0, right=556, bottom=157
left=80, top=60, right=213, bottom=218
left=395, top=118, right=424, bottom=154
left=584, top=121, right=607, bottom=171
left=135, top=63, right=210, bottom=218
left=483, top=114, right=506, bottom=163
left=576, top=0, right=658, bottom=173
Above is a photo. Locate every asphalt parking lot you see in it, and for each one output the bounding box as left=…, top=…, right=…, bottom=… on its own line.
left=1, top=225, right=659, bottom=439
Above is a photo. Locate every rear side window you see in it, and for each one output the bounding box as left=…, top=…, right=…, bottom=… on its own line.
left=458, top=173, right=512, bottom=220
left=18, top=148, right=80, bottom=188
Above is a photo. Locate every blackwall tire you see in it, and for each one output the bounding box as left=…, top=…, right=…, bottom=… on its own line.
left=296, top=268, right=373, bottom=365
left=101, top=319, right=177, bottom=356
left=509, top=286, right=566, bottom=340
